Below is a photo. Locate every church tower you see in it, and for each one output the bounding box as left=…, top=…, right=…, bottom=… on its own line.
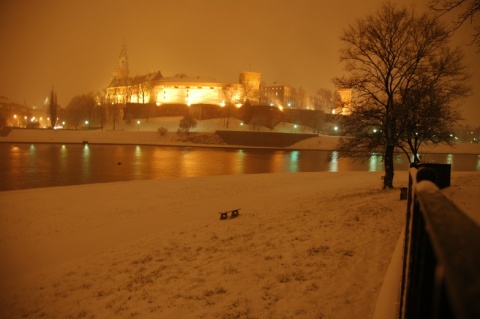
left=112, top=44, right=129, bottom=80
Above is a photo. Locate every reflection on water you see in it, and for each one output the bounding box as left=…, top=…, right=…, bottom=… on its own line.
left=369, top=154, right=380, bottom=172
left=0, top=143, right=478, bottom=191
left=446, top=154, right=453, bottom=165
left=82, top=144, right=91, bottom=183
left=134, top=145, right=142, bottom=177
left=289, top=151, right=299, bottom=172
left=235, top=150, right=245, bottom=175
left=330, top=151, right=338, bottom=172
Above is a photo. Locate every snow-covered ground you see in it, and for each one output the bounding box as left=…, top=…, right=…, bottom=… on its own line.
left=2, top=116, right=480, bottom=154
left=0, top=171, right=479, bottom=318
left=0, top=117, right=479, bottom=318
left=0, top=172, right=407, bottom=319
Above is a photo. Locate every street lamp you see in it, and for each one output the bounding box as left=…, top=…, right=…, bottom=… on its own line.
left=137, top=120, right=140, bottom=131
left=85, top=120, right=89, bottom=129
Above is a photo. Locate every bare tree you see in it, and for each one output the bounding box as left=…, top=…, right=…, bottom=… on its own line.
left=138, top=81, right=152, bottom=104
left=314, top=88, right=341, bottom=113
left=396, top=50, right=469, bottom=163
left=429, top=0, right=480, bottom=49
left=334, top=2, right=469, bottom=188
left=65, top=94, right=96, bottom=129
left=95, top=90, right=108, bottom=130
left=296, top=87, right=307, bottom=109
left=48, top=87, right=58, bottom=128
left=221, top=84, right=237, bottom=128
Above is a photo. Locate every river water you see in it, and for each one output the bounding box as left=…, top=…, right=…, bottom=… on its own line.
left=1, top=143, right=478, bottom=191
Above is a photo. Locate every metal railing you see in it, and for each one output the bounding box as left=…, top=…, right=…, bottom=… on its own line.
left=399, top=166, right=480, bottom=319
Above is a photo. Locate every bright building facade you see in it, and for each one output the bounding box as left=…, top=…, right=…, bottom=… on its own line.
left=105, top=46, right=260, bottom=107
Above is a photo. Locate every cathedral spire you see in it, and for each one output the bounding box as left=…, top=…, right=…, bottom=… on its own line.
left=112, top=44, right=129, bottom=80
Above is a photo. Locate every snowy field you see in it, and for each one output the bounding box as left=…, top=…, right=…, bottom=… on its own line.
left=1, top=170, right=479, bottom=319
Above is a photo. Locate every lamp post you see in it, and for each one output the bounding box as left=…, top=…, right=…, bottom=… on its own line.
left=137, top=120, right=140, bottom=131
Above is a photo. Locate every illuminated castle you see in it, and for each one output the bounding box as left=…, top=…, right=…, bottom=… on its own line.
left=105, top=45, right=261, bottom=107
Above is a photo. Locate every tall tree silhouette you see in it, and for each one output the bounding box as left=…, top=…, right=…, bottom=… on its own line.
left=49, top=87, right=58, bottom=129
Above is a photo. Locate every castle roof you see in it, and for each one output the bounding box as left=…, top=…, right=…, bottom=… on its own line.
left=107, top=71, right=163, bottom=88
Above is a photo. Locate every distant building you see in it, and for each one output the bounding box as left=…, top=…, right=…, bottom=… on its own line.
left=105, top=46, right=261, bottom=107
left=259, top=84, right=297, bottom=109
left=0, top=96, right=41, bottom=127
left=104, top=45, right=351, bottom=115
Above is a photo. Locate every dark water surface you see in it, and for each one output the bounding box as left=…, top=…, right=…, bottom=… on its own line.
left=1, top=143, right=478, bottom=191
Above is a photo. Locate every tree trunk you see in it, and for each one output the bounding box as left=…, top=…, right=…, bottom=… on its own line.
left=383, top=144, right=395, bottom=189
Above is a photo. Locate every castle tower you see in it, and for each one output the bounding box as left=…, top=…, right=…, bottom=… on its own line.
left=239, top=71, right=261, bottom=104
left=112, top=44, right=129, bottom=80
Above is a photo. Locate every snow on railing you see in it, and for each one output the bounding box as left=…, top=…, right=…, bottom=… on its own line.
left=399, top=165, right=480, bottom=319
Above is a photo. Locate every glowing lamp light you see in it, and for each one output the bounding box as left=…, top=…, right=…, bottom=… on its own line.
left=278, top=106, right=284, bottom=111
left=235, top=103, right=243, bottom=108
left=334, top=126, right=339, bottom=131
left=220, top=101, right=226, bottom=107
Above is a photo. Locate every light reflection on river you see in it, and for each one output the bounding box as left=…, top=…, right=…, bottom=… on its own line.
left=0, top=143, right=478, bottom=191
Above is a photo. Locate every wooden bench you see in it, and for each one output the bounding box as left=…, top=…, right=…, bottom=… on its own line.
left=219, top=208, right=240, bottom=220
